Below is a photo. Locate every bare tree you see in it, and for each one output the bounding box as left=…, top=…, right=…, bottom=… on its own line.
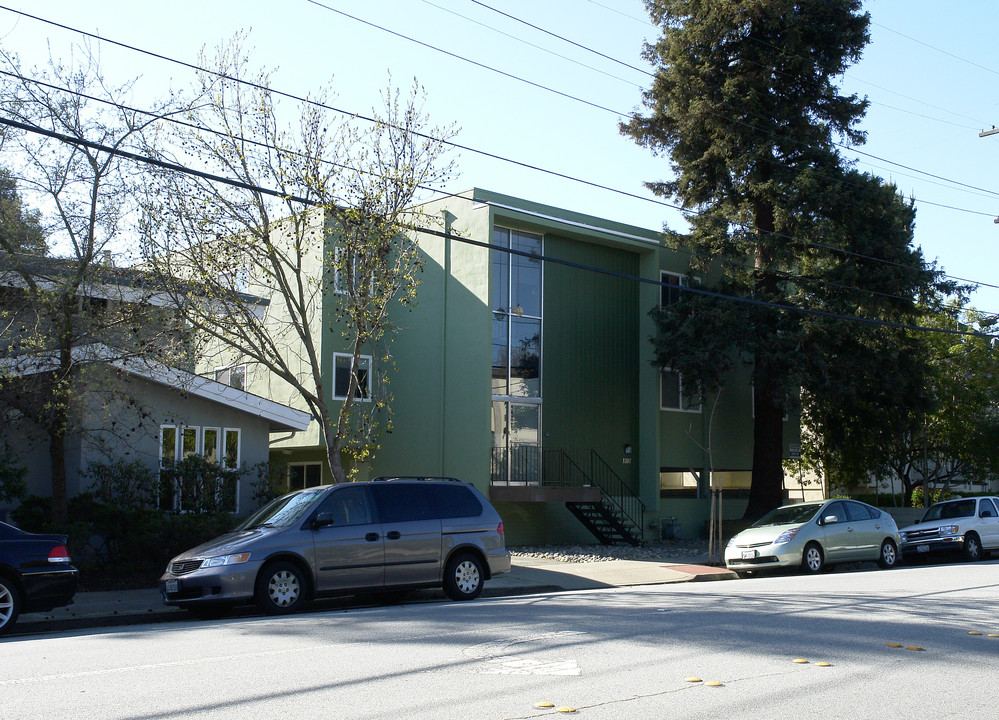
left=140, top=38, right=456, bottom=483
left=0, top=45, right=190, bottom=523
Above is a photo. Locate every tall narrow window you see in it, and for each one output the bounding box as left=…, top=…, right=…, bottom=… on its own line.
left=160, top=426, right=177, bottom=467
left=491, top=226, right=543, bottom=485
left=224, top=428, right=241, bottom=469
left=203, top=427, right=220, bottom=463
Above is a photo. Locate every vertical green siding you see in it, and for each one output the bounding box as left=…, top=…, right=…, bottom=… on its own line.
left=542, top=233, right=640, bottom=494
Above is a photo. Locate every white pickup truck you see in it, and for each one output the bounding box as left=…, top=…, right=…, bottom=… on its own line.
left=899, top=496, right=999, bottom=562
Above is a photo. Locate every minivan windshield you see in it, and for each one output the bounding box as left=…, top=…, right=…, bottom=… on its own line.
left=235, top=489, right=326, bottom=530
left=920, top=499, right=976, bottom=523
left=752, top=503, right=822, bottom=527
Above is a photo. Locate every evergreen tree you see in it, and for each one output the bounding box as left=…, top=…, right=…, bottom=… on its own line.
left=624, top=0, right=941, bottom=517
left=0, top=168, right=46, bottom=255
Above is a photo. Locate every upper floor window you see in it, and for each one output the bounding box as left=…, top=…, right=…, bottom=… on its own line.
left=333, top=352, right=372, bottom=401
left=660, top=271, right=687, bottom=306
left=660, top=369, right=700, bottom=413
left=492, top=227, right=542, bottom=399
left=332, top=247, right=373, bottom=296
left=214, top=364, right=246, bottom=391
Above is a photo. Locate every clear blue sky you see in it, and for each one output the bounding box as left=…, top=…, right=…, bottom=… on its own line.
left=3, top=0, right=998, bottom=314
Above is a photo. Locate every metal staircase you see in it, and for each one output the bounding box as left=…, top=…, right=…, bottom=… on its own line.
left=492, top=446, right=645, bottom=545
left=565, top=499, right=643, bottom=546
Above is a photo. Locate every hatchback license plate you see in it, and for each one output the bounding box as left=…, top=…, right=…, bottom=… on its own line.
left=166, top=579, right=178, bottom=594
left=741, top=550, right=757, bottom=560
left=917, top=544, right=930, bottom=553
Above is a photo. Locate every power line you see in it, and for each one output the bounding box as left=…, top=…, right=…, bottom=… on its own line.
left=2, top=4, right=996, bottom=295
left=418, top=0, right=643, bottom=88
left=11, top=65, right=996, bottom=317
left=3, top=112, right=993, bottom=340
left=301, top=0, right=631, bottom=117
left=470, top=0, right=653, bottom=77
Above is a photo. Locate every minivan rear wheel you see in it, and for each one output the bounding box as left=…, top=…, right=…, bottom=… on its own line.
left=255, top=561, right=307, bottom=614
left=443, top=553, right=484, bottom=601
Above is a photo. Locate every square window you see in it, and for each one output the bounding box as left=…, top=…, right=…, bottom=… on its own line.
left=660, top=271, right=686, bottom=306
left=660, top=369, right=700, bottom=413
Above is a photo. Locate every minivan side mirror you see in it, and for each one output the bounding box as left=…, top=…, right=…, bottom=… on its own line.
left=313, top=512, right=335, bottom=530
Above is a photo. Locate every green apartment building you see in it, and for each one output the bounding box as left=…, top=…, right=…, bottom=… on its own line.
left=219, top=189, right=801, bottom=544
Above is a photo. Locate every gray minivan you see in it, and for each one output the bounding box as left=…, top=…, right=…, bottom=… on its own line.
left=159, top=478, right=510, bottom=615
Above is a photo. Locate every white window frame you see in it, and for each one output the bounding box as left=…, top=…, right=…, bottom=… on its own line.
left=332, top=246, right=374, bottom=296
left=223, top=427, right=242, bottom=470
left=660, top=369, right=701, bottom=413
left=333, top=352, right=372, bottom=401
left=660, top=271, right=687, bottom=307
left=181, top=426, right=201, bottom=459
left=159, top=425, right=178, bottom=466
left=202, top=427, right=221, bottom=464
left=214, top=364, right=246, bottom=391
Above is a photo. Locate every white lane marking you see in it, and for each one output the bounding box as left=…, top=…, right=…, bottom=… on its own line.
left=464, top=630, right=585, bottom=676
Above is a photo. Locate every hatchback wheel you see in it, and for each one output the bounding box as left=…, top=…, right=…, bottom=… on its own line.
left=256, top=562, right=307, bottom=614
left=801, top=543, right=824, bottom=574
left=964, top=533, right=983, bottom=562
left=443, top=553, right=484, bottom=601
left=877, top=539, right=899, bottom=569
left=0, top=576, right=21, bottom=636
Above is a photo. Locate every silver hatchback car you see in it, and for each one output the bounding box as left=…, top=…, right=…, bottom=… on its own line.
left=159, top=478, right=511, bottom=615
left=725, top=499, right=902, bottom=575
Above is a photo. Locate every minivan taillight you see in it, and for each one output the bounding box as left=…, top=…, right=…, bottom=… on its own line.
left=497, top=522, right=504, bottom=536
left=48, top=545, right=71, bottom=563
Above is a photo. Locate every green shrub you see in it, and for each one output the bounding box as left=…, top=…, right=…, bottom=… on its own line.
left=910, top=487, right=953, bottom=507
left=159, top=455, right=239, bottom=515
left=81, top=459, right=160, bottom=510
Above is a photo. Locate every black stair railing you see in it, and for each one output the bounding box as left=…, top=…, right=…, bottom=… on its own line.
left=491, top=446, right=645, bottom=540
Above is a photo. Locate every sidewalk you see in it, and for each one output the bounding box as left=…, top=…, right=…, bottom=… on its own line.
left=12, top=555, right=736, bottom=636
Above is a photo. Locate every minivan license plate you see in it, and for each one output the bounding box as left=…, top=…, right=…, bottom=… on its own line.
left=166, top=579, right=178, bottom=593
left=917, top=545, right=930, bottom=553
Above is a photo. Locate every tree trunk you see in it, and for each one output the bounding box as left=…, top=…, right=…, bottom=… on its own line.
left=745, top=364, right=786, bottom=519
left=49, top=428, right=68, bottom=525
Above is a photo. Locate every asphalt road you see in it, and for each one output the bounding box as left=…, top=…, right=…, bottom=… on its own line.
left=3, top=559, right=998, bottom=719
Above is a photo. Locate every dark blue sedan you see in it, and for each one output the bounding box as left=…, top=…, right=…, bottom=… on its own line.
left=0, top=521, right=79, bottom=636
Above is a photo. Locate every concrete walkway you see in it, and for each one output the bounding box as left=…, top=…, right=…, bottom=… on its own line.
left=11, top=555, right=736, bottom=636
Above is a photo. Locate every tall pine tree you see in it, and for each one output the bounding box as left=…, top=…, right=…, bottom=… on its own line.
left=623, top=0, right=938, bottom=517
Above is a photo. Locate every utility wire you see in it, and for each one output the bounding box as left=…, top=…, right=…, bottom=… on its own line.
left=2, top=5, right=997, bottom=294
left=10, top=65, right=994, bottom=315
left=470, top=0, right=653, bottom=77
left=418, top=0, right=643, bottom=88
left=2, top=112, right=993, bottom=339
left=301, top=0, right=631, bottom=117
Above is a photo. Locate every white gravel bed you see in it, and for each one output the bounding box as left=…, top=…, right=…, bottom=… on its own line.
left=509, top=539, right=710, bottom=564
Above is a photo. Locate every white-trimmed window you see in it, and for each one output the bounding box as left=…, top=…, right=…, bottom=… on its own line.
left=333, top=353, right=372, bottom=400
left=203, top=427, right=221, bottom=464
left=214, top=364, right=246, bottom=391
left=660, top=369, right=700, bottom=413
left=660, top=271, right=687, bottom=306
left=332, top=247, right=374, bottom=296
left=160, top=425, right=178, bottom=467
left=224, top=428, right=241, bottom=469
